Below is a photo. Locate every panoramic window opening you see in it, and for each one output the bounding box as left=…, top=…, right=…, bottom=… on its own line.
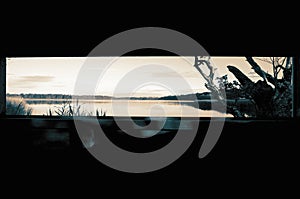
left=3, top=56, right=294, bottom=118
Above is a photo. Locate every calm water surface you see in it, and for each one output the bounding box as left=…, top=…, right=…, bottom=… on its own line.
left=26, top=99, right=230, bottom=117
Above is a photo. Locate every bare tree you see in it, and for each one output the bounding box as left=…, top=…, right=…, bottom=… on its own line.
left=194, top=56, right=244, bottom=118
left=194, top=56, right=293, bottom=118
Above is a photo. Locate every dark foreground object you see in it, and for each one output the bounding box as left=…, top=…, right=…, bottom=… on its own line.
left=0, top=117, right=298, bottom=195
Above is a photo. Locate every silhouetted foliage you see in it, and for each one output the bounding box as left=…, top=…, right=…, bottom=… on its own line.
left=6, top=98, right=32, bottom=115
left=194, top=56, right=293, bottom=118
left=217, top=75, right=243, bottom=99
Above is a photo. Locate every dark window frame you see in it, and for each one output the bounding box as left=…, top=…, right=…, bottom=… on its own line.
left=0, top=57, right=5, bottom=116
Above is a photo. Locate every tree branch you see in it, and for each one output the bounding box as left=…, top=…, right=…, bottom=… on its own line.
left=194, top=56, right=224, bottom=100
left=246, top=57, right=275, bottom=85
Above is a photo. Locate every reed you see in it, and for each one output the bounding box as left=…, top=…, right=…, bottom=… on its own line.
left=6, top=97, right=33, bottom=115
left=47, top=100, right=106, bottom=117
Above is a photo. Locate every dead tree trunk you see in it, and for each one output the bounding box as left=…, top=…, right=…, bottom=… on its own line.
left=194, top=56, right=292, bottom=118
left=227, top=65, right=274, bottom=118
left=227, top=57, right=292, bottom=118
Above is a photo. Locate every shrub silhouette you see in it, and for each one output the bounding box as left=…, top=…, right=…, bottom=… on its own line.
left=6, top=97, right=32, bottom=115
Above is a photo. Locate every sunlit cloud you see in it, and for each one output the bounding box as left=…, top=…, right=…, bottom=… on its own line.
left=17, top=75, right=54, bottom=82
left=7, top=75, right=55, bottom=90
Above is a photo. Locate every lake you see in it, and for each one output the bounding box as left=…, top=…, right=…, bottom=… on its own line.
left=25, top=99, right=231, bottom=117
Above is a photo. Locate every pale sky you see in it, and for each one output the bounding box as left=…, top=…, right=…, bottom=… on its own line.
left=6, top=57, right=274, bottom=97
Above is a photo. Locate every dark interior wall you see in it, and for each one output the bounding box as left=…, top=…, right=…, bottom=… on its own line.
left=1, top=12, right=298, bottom=196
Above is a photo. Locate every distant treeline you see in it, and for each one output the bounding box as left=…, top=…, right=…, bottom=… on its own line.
left=6, top=92, right=212, bottom=101
left=7, top=93, right=72, bottom=99
left=7, top=93, right=112, bottom=100
left=158, top=92, right=211, bottom=100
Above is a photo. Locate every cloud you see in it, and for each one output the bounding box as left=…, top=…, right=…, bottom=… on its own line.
left=7, top=75, right=55, bottom=89
left=248, top=71, right=260, bottom=79
left=150, top=71, right=199, bottom=78
left=17, top=75, right=55, bottom=83
left=52, top=83, right=65, bottom=88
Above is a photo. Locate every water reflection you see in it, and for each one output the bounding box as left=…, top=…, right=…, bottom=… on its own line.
left=23, top=99, right=231, bottom=117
